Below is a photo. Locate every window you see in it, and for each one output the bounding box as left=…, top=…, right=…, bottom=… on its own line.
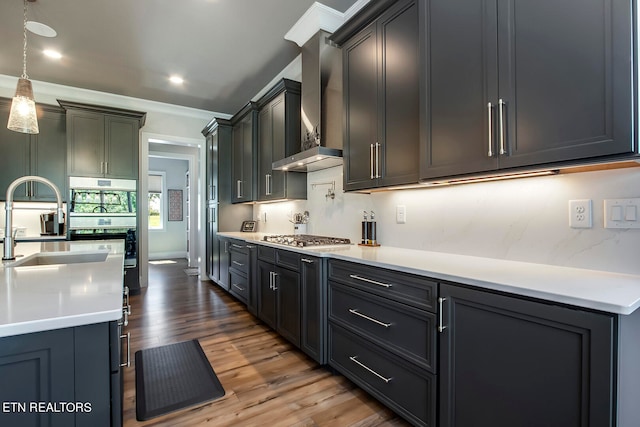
left=148, top=172, right=165, bottom=230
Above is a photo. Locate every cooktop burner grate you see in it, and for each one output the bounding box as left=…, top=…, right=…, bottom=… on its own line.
left=263, top=234, right=351, bottom=247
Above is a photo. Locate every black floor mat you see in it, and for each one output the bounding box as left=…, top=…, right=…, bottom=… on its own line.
left=135, top=339, right=225, bottom=421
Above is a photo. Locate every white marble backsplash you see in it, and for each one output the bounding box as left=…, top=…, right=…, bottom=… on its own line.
left=254, top=165, right=640, bottom=275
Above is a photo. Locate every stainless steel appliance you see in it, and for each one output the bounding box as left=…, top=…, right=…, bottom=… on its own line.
left=40, top=211, right=66, bottom=235
left=68, top=176, right=139, bottom=292
left=263, top=234, right=351, bottom=247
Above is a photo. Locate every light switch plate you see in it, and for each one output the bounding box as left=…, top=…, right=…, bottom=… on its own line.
left=604, top=198, right=640, bottom=228
left=396, top=205, right=406, bottom=224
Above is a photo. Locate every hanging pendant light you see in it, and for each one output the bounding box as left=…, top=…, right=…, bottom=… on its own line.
left=7, top=0, right=39, bottom=134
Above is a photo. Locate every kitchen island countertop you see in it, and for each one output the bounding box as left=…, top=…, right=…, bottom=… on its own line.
left=0, top=239, right=125, bottom=338
left=218, top=231, right=640, bottom=315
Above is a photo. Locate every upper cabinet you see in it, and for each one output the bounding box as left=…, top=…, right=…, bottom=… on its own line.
left=59, top=100, right=146, bottom=180
left=231, top=102, right=258, bottom=203
left=420, top=0, right=635, bottom=180
left=333, top=0, right=420, bottom=192
left=256, top=79, right=306, bottom=202
left=0, top=99, right=67, bottom=202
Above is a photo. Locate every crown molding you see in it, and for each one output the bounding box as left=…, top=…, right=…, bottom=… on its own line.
left=284, top=2, right=345, bottom=47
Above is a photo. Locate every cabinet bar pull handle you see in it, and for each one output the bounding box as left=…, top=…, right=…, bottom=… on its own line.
left=232, top=260, right=244, bottom=266
left=231, top=244, right=244, bottom=249
left=349, top=274, right=392, bottom=288
left=349, top=309, right=391, bottom=328
left=123, top=286, right=131, bottom=315
left=349, top=356, right=392, bottom=383
left=105, top=162, right=108, bottom=174
left=232, top=283, right=245, bottom=292
left=370, top=144, right=375, bottom=179
left=272, top=271, right=278, bottom=290
left=438, top=297, right=447, bottom=332
left=269, top=271, right=274, bottom=290
left=265, top=174, right=270, bottom=195
left=375, top=142, right=381, bottom=178
left=246, top=245, right=255, bottom=249
left=498, top=99, right=507, bottom=155
left=301, top=258, right=314, bottom=264
left=487, top=102, right=494, bottom=157
left=212, top=185, right=216, bottom=200
left=237, top=180, right=242, bottom=198
left=120, top=332, right=131, bottom=368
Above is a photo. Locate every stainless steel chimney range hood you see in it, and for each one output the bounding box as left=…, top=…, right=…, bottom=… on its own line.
left=274, top=25, right=344, bottom=172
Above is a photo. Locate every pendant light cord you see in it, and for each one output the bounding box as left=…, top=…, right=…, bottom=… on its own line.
left=21, top=0, right=29, bottom=80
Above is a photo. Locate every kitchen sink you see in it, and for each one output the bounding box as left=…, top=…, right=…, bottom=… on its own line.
left=11, top=251, right=109, bottom=267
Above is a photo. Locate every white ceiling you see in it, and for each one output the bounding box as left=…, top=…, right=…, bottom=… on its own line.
left=0, top=0, right=358, bottom=114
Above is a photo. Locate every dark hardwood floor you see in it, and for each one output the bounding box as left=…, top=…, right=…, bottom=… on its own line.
left=122, top=259, right=410, bottom=426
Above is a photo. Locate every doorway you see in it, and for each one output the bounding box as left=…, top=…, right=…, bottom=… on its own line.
left=139, top=133, right=204, bottom=288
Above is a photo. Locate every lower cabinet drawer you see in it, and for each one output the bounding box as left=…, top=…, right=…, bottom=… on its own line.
left=329, top=282, right=436, bottom=372
left=329, top=324, right=435, bottom=427
left=229, top=271, right=249, bottom=304
left=230, top=250, right=249, bottom=274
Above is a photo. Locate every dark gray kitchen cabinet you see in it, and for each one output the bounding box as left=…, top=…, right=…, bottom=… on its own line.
left=300, top=255, right=326, bottom=364
left=231, top=103, right=258, bottom=203
left=333, top=0, right=420, bottom=191
left=228, top=239, right=252, bottom=305
left=420, top=0, right=635, bottom=180
left=256, top=79, right=306, bottom=202
left=257, top=246, right=301, bottom=347
left=203, top=118, right=232, bottom=284
left=0, top=321, right=121, bottom=427
left=439, top=282, right=615, bottom=427
left=59, top=100, right=146, bottom=180
left=218, top=237, right=230, bottom=291
left=327, top=259, right=437, bottom=426
left=0, top=99, right=66, bottom=202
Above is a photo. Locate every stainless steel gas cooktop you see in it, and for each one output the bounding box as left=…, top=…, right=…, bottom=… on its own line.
left=263, top=234, right=351, bottom=247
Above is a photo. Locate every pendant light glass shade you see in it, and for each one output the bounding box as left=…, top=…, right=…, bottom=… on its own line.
left=7, top=0, right=39, bottom=134
left=7, top=78, right=39, bottom=134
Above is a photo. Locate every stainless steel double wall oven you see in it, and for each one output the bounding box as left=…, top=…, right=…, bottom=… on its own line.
left=67, top=176, right=139, bottom=292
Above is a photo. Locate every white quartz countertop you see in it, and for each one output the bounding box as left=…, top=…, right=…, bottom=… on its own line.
left=0, top=239, right=125, bottom=338
left=218, top=232, right=640, bottom=315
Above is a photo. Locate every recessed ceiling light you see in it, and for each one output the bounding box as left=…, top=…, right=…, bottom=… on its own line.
left=43, top=49, right=62, bottom=60
left=169, top=75, right=184, bottom=85
left=26, top=21, right=57, bottom=38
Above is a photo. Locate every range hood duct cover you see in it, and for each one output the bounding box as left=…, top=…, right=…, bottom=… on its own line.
left=273, top=30, right=343, bottom=172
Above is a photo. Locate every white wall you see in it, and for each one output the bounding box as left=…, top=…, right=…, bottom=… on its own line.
left=148, top=158, right=189, bottom=260
left=255, top=165, right=640, bottom=276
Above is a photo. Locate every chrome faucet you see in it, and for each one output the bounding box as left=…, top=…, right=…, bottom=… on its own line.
left=3, top=176, right=64, bottom=260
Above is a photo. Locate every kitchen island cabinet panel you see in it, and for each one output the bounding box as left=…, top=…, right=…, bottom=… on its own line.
left=0, top=328, right=75, bottom=427
left=0, top=321, right=120, bottom=427
left=439, top=282, right=615, bottom=427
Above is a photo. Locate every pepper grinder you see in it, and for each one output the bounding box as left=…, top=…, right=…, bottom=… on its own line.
left=367, top=210, right=377, bottom=245
left=361, top=211, right=369, bottom=244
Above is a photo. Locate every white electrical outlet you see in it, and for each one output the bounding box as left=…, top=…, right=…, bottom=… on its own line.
left=396, top=205, right=406, bottom=224
left=569, top=199, right=592, bottom=228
